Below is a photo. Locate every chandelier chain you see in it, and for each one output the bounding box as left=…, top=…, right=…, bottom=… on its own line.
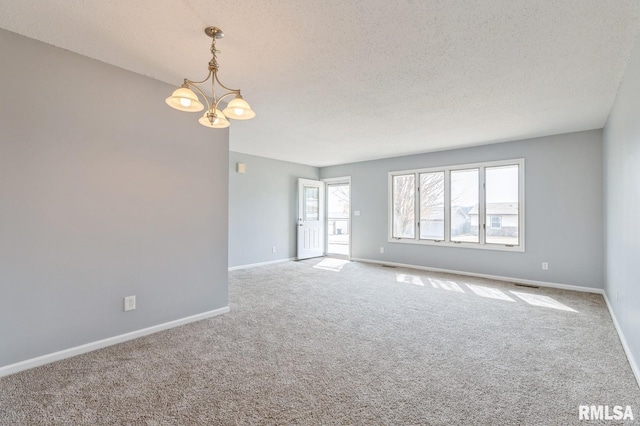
left=209, top=37, right=219, bottom=71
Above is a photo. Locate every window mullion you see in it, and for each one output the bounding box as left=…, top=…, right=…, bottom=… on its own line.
left=479, top=167, right=486, bottom=245
left=518, top=161, right=525, bottom=248
left=388, top=174, right=394, bottom=240
left=444, top=169, right=451, bottom=243
left=414, top=172, right=419, bottom=241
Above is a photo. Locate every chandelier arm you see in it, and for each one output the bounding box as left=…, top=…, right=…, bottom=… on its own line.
left=185, top=82, right=212, bottom=111
left=184, top=70, right=214, bottom=86
left=213, top=71, right=241, bottom=94
left=211, top=74, right=217, bottom=108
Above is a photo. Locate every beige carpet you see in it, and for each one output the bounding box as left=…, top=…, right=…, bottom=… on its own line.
left=1, top=259, right=638, bottom=425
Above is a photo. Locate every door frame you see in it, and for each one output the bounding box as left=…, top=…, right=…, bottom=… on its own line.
left=322, top=176, right=352, bottom=259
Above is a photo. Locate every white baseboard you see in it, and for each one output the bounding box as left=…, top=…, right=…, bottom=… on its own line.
left=602, top=293, right=640, bottom=388
left=351, top=257, right=604, bottom=294
left=0, top=306, right=230, bottom=378
left=229, top=257, right=295, bottom=271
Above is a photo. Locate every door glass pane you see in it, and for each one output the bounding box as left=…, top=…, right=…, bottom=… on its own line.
left=419, top=172, right=445, bottom=240
left=393, top=174, right=415, bottom=239
left=485, top=165, right=519, bottom=245
left=450, top=169, right=479, bottom=242
left=327, top=185, right=349, bottom=219
left=327, top=184, right=350, bottom=255
left=304, top=186, right=319, bottom=221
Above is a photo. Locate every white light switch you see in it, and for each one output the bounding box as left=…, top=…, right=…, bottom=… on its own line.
left=354, top=210, right=361, bottom=216
left=237, top=162, right=246, bottom=174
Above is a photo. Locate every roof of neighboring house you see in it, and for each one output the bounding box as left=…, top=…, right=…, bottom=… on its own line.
left=469, top=203, right=518, bottom=215
left=422, top=206, right=469, bottom=221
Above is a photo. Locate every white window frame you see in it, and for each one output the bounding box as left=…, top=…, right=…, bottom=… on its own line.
left=388, top=158, right=525, bottom=252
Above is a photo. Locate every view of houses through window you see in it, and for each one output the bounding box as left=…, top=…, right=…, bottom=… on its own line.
left=484, top=164, right=519, bottom=245
left=450, top=168, right=479, bottom=242
left=390, top=159, right=523, bottom=250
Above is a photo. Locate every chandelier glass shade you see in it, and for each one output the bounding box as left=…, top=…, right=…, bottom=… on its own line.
left=165, top=87, right=204, bottom=112
left=165, top=26, right=254, bottom=128
left=198, top=109, right=230, bottom=128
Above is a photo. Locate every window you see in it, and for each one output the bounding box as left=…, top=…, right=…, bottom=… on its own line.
left=419, top=172, right=444, bottom=240
left=392, top=174, right=415, bottom=239
left=389, top=159, right=524, bottom=251
left=485, top=164, right=519, bottom=245
left=450, top=169, right=479, bottom=243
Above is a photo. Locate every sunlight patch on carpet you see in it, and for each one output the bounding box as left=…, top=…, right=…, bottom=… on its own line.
left=396, top=273, right=424, bottom=286
left=511, top=291, right=577, bottom=312
left=313, top=258, right=350, bottom=272
left=466, top=284, right=515, bottom=302
left=428, top=278, right=465, bottom=293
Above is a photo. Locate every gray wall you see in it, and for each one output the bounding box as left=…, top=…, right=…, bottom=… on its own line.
left=603, top=36, right=640, bottom=373
left=321, top=130, right=604, bottom=289
left=229, top=152, right=318, bottom=268
left=0, top=29, right=229, bottom=367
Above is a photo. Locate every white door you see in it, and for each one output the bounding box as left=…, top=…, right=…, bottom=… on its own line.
left=297, top=178, right=325, bottom=260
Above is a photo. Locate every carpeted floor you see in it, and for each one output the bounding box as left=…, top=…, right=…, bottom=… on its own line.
left=1, top=259, right=639, bottom=425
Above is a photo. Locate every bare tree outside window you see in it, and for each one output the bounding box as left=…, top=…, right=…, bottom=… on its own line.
left=419, top=172, right=445, bottom=240
left=328, top=185, right=350, bottom=218
left=393, top=174, right=415, bottom=238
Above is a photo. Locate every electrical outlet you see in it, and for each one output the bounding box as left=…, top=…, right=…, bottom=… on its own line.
left=124, top=295, right=136, bottom=312
left=272, top=246, right=277, bottom=253
left=380, top=247, right=384, bottom=254
left=542, top=262, right=549, bottom=271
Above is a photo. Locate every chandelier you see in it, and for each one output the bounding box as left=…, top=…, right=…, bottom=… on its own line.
left=165, top=26, right=255, bottom=128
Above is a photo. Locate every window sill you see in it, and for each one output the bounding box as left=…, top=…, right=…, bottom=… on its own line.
left=388, top=238, right=525, bottom=252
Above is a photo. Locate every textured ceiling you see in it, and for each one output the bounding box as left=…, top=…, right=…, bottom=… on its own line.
left=1, top=1, right=640, bottom=167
